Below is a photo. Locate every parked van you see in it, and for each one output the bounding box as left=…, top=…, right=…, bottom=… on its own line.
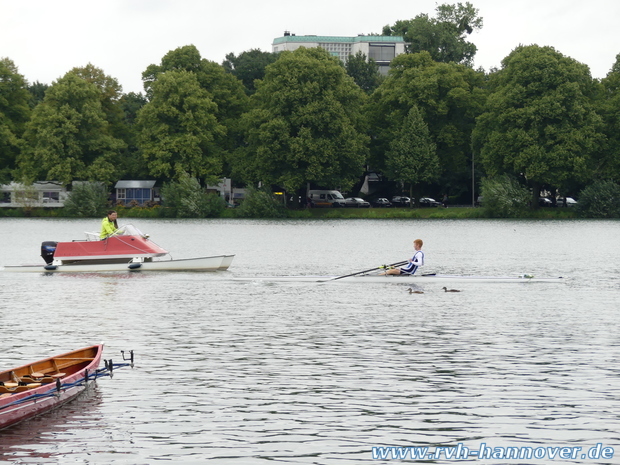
left=307, top=190, right=346, bottom=208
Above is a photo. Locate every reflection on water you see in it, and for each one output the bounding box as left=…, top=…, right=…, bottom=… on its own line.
left=0, top=218, right=619, bottom=463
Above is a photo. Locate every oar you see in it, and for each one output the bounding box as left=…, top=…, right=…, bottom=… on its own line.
left=323, top=260, right=409, bottom=282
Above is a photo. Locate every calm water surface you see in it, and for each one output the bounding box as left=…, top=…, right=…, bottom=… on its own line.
left=0, top=218, right=619, bottom=464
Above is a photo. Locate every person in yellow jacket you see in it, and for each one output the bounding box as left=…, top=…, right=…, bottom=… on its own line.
left=100, top=210, right=119, bottom=239
left=100, top=210, right=148, bottom=239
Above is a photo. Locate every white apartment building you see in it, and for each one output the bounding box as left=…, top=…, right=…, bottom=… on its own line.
left=272, top=32, right=406, bottom=75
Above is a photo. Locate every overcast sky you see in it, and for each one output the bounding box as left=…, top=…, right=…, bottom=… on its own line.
left=3, top=0, right=618, bottom=95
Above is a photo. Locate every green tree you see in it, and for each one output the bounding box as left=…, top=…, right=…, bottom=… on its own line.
left=63, top=181, right=109, bottom=217
left=136, top=70, right=225, bottom=183
left=479, top=175, right=531, bottom=218
left=234, top=186, right=287, bottom=218
left=576, top=179, right=620, bottom=218
left=382, top=2, right=483, bottom=66
left=71, top=63, right=124, bottom=132
left=384, top=105, right=440, bottom=203
left=17, top=72, right=125, bottom=186
left=236, top=47, right=369, bottom=201
left=0, top=58, right=31, bottom=184
left=368, top=51, right=485, bottom=198
left=596, top=53, right=620, bottom=182
left=222, top=49, right=279, bottom=94
left=472, top=45, right=604, bottom=206
left=117, top=91, right=149, bottom=179
left=143, top=45, right=250, bottom=176
left=345, top=51, right=382, bottom=94
left=160, top=171, right=226, bottom=217
left=27, top=81, right=49, bottom=108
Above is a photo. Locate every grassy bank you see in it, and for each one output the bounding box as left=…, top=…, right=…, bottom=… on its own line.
left=0, top=206, right=579, bottom=219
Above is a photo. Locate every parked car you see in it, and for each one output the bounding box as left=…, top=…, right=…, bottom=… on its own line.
left=538, top=197, right=554, bottom=207
left=391, top=196, right=411, bottom=207
left=344, top=197, right=370, bottom=208
left=557, top=197, right=578, bottom=207
left=419, top=197, right=442, bottom=207
left=371, top=198, right=392, bottom=208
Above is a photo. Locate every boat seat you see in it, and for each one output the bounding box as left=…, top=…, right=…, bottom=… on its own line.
left=13, top=385, right=29, bottom=393
left=50, top=373, right=66, bottom=379
left=84, top=232, right=100, bottom=241
left=26, top=383, right=42, bottom=389
left=0, top=386, right=13, bottom=393
left=0, top=393, right=12, bottom=398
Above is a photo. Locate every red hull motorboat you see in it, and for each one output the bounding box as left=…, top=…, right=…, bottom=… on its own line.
left=51, top=235, right=169, bottom=262
left=2, top=231, right=235, bottom=272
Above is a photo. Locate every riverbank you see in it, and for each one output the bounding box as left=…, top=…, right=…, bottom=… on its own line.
left=0, top=205, right=579, bottom=219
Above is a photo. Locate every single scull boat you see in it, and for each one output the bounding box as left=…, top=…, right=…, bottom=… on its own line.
left=233, top=273, right=564, bottom=284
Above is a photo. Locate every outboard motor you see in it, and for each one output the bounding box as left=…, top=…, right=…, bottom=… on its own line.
left=41, top=241, right=58, bottom=264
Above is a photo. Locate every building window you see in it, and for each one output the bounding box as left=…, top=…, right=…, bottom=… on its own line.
left=42, top=191, right=60, bottom=203
left=117, top=188, right=126, bottom=200
left=126, top=188, right=151, bottom=205
left=0, top=192, right=10, bottom=203
left=369, top=44, right=395, bottom=62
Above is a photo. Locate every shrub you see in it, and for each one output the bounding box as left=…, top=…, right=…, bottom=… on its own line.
left=480, top=175, right=530, bottom=218
left=63, top=182, right=110, bottom=217
left=234, top=187, right=287, bottom=218
left=576, top=180, right=620, bottom=218
left=160, top=174, right=226, bottom=218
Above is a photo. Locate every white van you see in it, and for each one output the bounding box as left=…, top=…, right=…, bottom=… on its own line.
left=307, top=190, right=346, bottom=208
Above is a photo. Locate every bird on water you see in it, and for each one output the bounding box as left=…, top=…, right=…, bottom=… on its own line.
left=442, top=287, right=461, bottom=292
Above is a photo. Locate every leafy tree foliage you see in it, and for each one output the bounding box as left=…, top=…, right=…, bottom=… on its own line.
left=234, top=186, right=287, bottom=218
left=136, top=70, right=225, bottom=183
left=222, top=49, right=278, bottom=94
left=480, top=175, right=530, bottom=218
left=236, top=47, right=369, bottom=198
left=27, top=81, right=49, bottom=108
left=472, top=45, right=604, bottom=205
left=143, top=45, right=249, bottom=176
left=63, top=181, right=109, bottom=217
left=369, top=51, right=485, bottom=196
left=596, top=53, right=620, bottom=182
left=576, top=180, right=620, bottom=218
left=0, top=58, right=31, bottom=184
left=117, top=91, right=149, bottom=179
left=160, top=171, right=226, bottom=217
left=384, top=105, right=439, bottom=202
left=382, top=2, right=482, bottom=66
left=17, top=72, right=125, bottom=186
left=344, top=51, right=382, bottom=94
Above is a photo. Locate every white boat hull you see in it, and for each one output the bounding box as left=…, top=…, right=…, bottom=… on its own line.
left=234, top=273, right=564, bottom=284
left=3, top=254, right=234, bottom=273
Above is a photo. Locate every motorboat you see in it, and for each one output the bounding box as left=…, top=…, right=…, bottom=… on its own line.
left=2, top=230, right=234, bottom=273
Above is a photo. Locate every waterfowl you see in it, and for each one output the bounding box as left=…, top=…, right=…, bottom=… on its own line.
left=442, top=286, right=461, bottom=292
left=408, top=288, right=424, bottom=294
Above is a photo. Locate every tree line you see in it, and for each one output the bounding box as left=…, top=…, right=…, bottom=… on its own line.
left=1, top=2, right=620, bottom=211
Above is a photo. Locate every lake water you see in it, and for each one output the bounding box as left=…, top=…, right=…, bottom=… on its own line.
left=0, top=217, right=619, bottom=464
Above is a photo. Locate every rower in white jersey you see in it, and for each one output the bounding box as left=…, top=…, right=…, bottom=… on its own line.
left=382, top=239, right=424, bottom=275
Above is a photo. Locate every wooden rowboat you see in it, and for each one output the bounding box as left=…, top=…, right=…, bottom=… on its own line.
left=0, top=345, right=103, bottom=430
